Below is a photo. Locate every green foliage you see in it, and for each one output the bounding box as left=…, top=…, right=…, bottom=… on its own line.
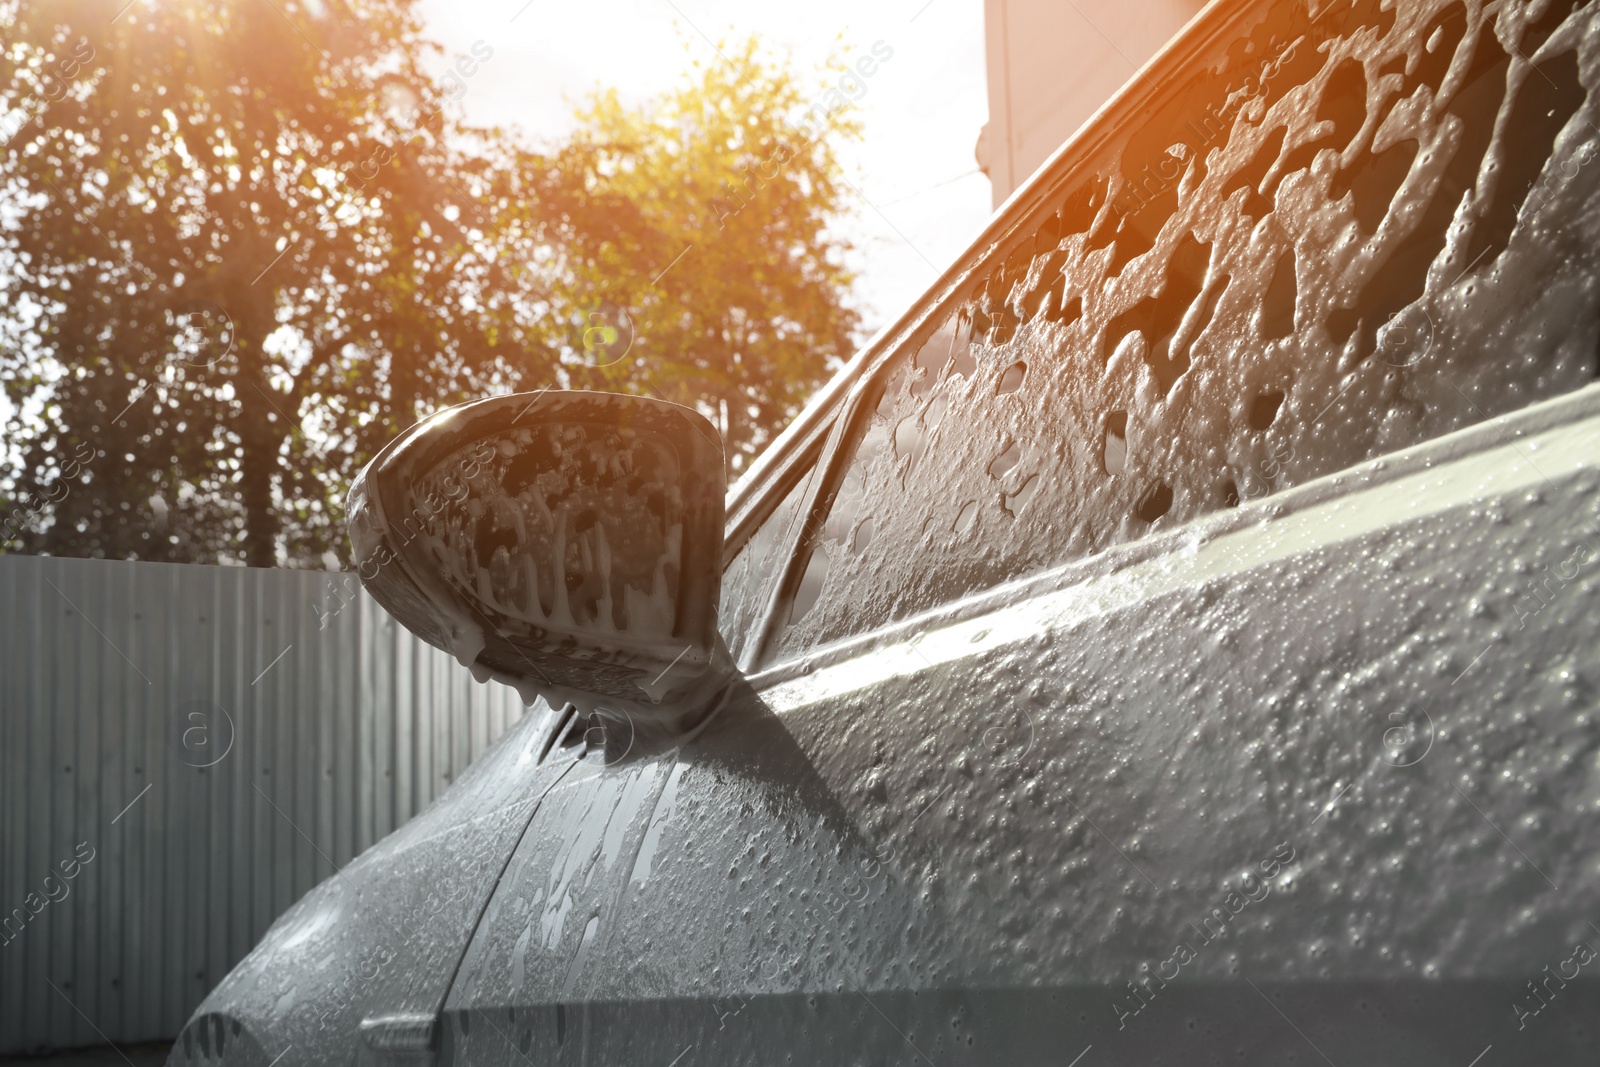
left=0, top=2, right=862, bottom=566
left=552, top=36, right=863, bottom=470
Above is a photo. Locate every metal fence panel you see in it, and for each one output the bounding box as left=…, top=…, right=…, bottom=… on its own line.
left=0, top=554, right=526, bottom=1054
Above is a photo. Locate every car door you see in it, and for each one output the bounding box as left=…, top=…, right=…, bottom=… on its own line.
left=166, top=697, right=581, bottom=1067
left=432, top=442, right=886, bottom=1065
left=438, top=0, right=1600, bottom=1062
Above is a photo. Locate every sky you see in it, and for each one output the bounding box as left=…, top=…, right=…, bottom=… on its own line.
left=410, top=0, right=998, bottom=340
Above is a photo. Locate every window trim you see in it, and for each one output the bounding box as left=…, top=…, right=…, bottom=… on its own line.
left=742, top=367, right=898, bottom=671
left=723, top=428, right=830, bottom=569
left=720, top=433, right=831, bottom=673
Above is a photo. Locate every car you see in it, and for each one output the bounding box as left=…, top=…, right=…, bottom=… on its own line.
left=169, top=0, right=1600, bottom=1062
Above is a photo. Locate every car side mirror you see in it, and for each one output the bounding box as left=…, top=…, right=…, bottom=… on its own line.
left=347, top=391, right=731, bottom=729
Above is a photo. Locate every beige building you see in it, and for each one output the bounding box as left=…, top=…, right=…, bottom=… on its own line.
left=977, top=0, right=1209, bottom=207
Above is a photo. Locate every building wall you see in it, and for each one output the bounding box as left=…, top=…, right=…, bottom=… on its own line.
left=0, top=554, right=527, bottom=1053
left=978, top=0, right=1209, bottom=207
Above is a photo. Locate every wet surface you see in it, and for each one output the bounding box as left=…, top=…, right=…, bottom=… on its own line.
left=773, top=0, right=1600, bottom=661
left=0, top=1047, right=171, bottom=1067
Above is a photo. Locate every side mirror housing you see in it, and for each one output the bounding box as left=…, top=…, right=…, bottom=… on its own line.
left=347, top=391, right=730, bottom=728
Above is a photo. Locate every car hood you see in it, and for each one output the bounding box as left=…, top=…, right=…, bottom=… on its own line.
left=167, top=701, right=576, bottom=1067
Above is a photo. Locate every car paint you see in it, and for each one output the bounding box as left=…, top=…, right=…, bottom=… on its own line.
left=166, top=701, right=570, bottom=1066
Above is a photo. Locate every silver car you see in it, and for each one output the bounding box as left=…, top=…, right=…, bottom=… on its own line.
left=171, top=0, right=1600, bottom=1062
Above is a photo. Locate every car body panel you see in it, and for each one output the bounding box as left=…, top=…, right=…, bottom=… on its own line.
left=167, top=702, right=573, bottom=1066
left=436, top=384, right=1600, bottom=1063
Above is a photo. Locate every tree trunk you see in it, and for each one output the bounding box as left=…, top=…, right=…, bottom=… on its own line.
left=235, top=307, right=281, bottom=568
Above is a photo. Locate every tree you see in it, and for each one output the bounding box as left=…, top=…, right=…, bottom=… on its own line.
left=0, top=0, right=546, bottom=566
left=553, top=37, right=863, bottom=473
left=0, top=4, right=864, bottom=567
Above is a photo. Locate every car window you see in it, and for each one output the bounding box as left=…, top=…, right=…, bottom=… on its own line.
left=718, top=457, right=822, bottom=668
left=770, top=0, right=1600, bottom=661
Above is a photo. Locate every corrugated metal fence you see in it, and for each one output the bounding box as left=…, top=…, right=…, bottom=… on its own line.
left=0, top=554, right=527, bottom=1054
